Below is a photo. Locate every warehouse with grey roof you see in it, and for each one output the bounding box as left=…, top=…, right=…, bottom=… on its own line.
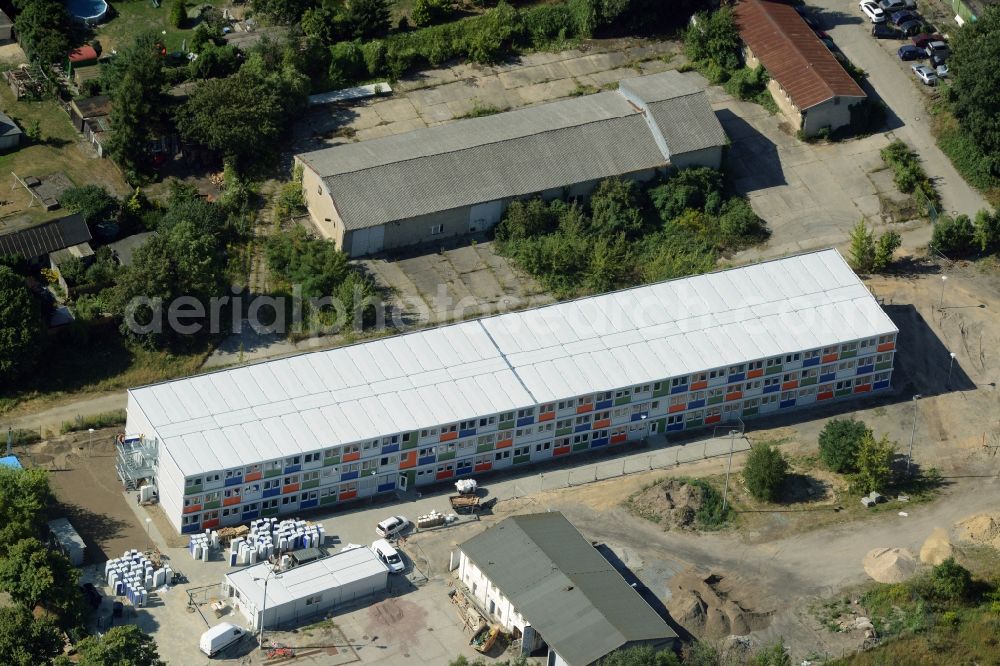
left=295, top=71, right=727, bottom=257
left=457, top=512, right=678, bottom=665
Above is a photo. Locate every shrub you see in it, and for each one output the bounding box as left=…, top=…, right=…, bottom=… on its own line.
left=411, top=0, right=451, bottom=27
left=974, top=208, right=1000, bottom=253
left=60, top=409, right=127, bottom=434
left=851, top=432, right=895, bottom=494
left=818, top=418, right=870, bottom=473
left=742, top=443, right=788, bottom=502
left=328, top=41, right=366, bottom=87
left=873, top=230, right=902, bottom=271
left=930, top=558, right=973, bottom=602
left=684, top=8, right=742, bottom=72
left=931, top=214, right=976, bottom=256
left=169, top=0, right=187, bottom=28
left=750, top=639, right=791, bottom=666
left=690, top=478, right=732, bottom=529
left=522, top=4, right=574, bottom=47
left=849, top=219, right=876, bottom=272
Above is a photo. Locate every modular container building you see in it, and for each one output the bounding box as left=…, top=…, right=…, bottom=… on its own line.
left=124, top=249, right=898, bottom=534
left=223, top=547, right=388, bottom=631
left=47, top=518, right=86, bottom=566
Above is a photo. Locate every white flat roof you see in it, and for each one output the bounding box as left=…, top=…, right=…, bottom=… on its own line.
left=130, top=249, right=896, bottom=477
left=225, top=547, right=387, bottom=610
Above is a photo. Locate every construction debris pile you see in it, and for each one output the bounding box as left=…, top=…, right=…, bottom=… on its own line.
left=666, top=570, right=773, bottom=638
left=629, top=479, right=710, bottom=530
left=956, top=513, right=1000, bottom=550
left=863, top=547, right=917, bottom=583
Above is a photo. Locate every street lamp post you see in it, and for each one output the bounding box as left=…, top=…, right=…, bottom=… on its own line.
left=88, top=428, right=94, bottom=449
left=721, top=430, right=737, bottom=513
left=906, top=394, right=921, bottom=477
left=255, top=568, right=280, bottom=649
left=939, top=275, right=948, bottom=308
left=144, top=518, right=152, bottom=553
left=947, top=352, right=956, bottom=389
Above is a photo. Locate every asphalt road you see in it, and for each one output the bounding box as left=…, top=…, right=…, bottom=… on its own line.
left=807, top=1, right=991, bottom=218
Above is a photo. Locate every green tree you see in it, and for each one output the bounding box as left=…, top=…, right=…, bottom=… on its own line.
left=0, top=467, right=52, bottom=557
left=344, top=0, right=392, bottom=39
left=750, top=638, right=791, bottom=666
left=328, top=41, right=367, bottom=87
left=411, top=0, right=450, bottom=27
left=931, top=213, right=976, bottom=256
left=973, top=208, right=1000, bottom=253
left=250, top=0, right=313, bottom=24
left=743, top=442, right=788, bottom=502
left=585, top=232, right=632, bottom=292
left=852, top=431, right=895, bottom=494
left=683, top=641, right=721, bottom=666
left=60, top=185, right=120, bottom=225
left=649, top=167, right=724, bottom=221
left=849, top=219, right=876, bottom=272
left=0, top=606, right=63, bottom=666
left=818, top=418, right=871, bottom=473
left=930, top=557, right=973, bottom=602
left=598, top=645, right=682, bottom=665
left=684, top=8, right=742, bottom=78
left=75, top=625, right=166, bottom=666
left=301, top=7, right=346, bottom=44
left=873, top=230, right=902, bottom=271
left=0, top=265, right=44, bottom=382
left=12, top=0, right=72, bottom=65
left=169, top=0, right=187, bottom=28
left=0, top=538, right=83, bottom=622
left=590, top=177, right=645, bottom=239
left=947, top=6, right=1000, bottom=180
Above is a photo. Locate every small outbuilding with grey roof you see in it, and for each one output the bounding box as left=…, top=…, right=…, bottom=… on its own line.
left=295, top=71, right=727, bottom=257
left=456, top=512, right=678, bottom=666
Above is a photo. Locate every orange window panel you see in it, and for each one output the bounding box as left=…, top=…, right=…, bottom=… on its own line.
left=690, top=380, right=708, bottom=390
left=223, top=496, right=240, bottom=507
left=705, top=415, right=722, bottom=425
left=854, top=384, right=871, bottom=393
left=496, top=439, right=513, bottom=449
left=747, top=368, right=764, bottom=379
left=183, top=504, right=202, bottom=514
left=781, top=381, right=798, bottom=390
left=668, top=404, right=685, bottom=414
left=342, top=451, right=360, bottom=462
left=399, top=452, right=417, bottom=469
left=202, top=519, right=220, bottom=529
left=817, top=391, right=834, bottom=401
left=538, top=412, right=555, bottom=422
left=473, top=462, right=492, bottom=473
left=553, top=446, right=571, bottom=456
left=822, top=353, right=839, bottom=363
left=593, top=418, right=611, bottom=429
left=877, top=342, right=895, bottom=352
left=610, top=435, right=627, bottom=445
left=439, top=431, right=458, bottom=442
left=339, top=490, right=357, bottom=501
left=282, top=483, right=300, bottom=494
left=244, top=471, right=262, bottom=482
left=725, top=391, right=742, bottom=401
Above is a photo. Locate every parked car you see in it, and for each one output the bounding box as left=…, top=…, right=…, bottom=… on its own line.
left=371, top=539, right=406, bottom=573
left=925, top=41, right=950, bottom=59
left=897, top=44, right=926, bottom=60
left=890, top=9, right=920, bottom=25
left=860, top=1, right=887, bottom=22
left=80, top=583, right=102, bottom=609
left=911, top=32, right=944, bottom=48
left=375, top=515, right=410, bottom=538
left=912, top=64, right=938, bottom=85
left=897, top=19, right=924, bottom=35
left=872, top=23, right=901, bottom=38
left=879, top=0, right=916, bottom=10
left=935, top=62, right=949, bottom=78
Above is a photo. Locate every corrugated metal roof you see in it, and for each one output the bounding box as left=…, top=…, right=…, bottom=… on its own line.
left=129, top=249, right=897, bottom=477
left=225, top=547, right=387, bottom=609
left=460, top=512, right=677, bottom=665
left=735, top=0, right=866, bottom=110
left=0, top=214, right=91, bottom=260
left=297, top=72, right=726, bottom=232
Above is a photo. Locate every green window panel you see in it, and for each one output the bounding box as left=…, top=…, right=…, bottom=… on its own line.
left=513, top=455, right=531, bottom=465
left=499, top=420, right=515, bottom=430
left=614, top=396, right=631, bottom=406
left=555, top=427, right=572, bottom=436
left=301, top=480, right=320, bottom=490
left=323, top=457, right=340, bottom=466
left=800, top=377, right=817, bottom=386
left=743, top=407, right=758, bottom=417
left=572, top=442, right=589, bottom=452
left=476, top=443, right=495, bottom=454
left=402, top=433, right=419, bottom=450
left=765, top=365, right=782, bottom=375
left=836, top=388, right=852, bottom=397
left=686, top=418, right=703, bottom=428
left=653, top=386, right=670, bottom=398
left=840, top=349, right=857, bottom=359
left=655, top=418, right=666, bottom=432
left=320, top=495, right=337, bottom=506
left=262, top=507, right=280, bottom=517
left=203, top=500, right=221, bottom=509
left=405, top=471, right=416, bottom=485
left=437, top=451, right=457, bottom=461
left=707, top=396, right=724, bottom=405
left=264, top=468, right=282, bottom=478
left=875, top=361, right=892, bottom=371
left=184, top=485, right=202, bottom=495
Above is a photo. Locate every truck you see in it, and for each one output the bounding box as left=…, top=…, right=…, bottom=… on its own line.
left=449, top=494, right=481, bottom=514
left=199, top=622, right=247, bottom=657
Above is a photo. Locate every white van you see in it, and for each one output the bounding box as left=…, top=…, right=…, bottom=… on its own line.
left=371, top=539, right=405, bottom=573
left=200, top=622, right=246, bottom=657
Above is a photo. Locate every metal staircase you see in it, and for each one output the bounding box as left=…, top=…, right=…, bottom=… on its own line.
left=116, top=436, right=158, bottom=490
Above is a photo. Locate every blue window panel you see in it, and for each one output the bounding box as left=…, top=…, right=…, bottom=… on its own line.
left=262, top=487, right=280, bottom=498
left=728, top=372, right=745, bottom=383
left=820, top=372, right=836, bottom=382
left=224, top=476, right=243, bottom=487
left=763, top=385, right=780, bottom=394
left=456, top=461, right=473, bottom=472
left=299, top=499, right=319, bottom=509
left=574, top=424, right=590, bottom=433
left=803, top=357, right=820, bottom=367
left=666, top=423, right=685, bottom=432
left=630, top=412, right=648, bottom=422
left=856, top=365, right=874, bottom=376
left=377, top=482, right=396, bottom=493
left=459, top=428, right=476, bottom=438
left=874, top=380, right=890, bottom=390
left=181, top=523, right=201, bottom=534
left=596, top=399, right=613, bottom=410
left=381, top=443, right=400, bottom=454
left=779, top=399, right=796, bottom=409
left=241, top=510, right=259, bottom=520
left=340, top=470, right=359, bottom=481
left=418, top=455, right=436, bottom=466
left=516, top=416, right=535, bottom=427
left=687, top=399, right=705, bottom=409
left=283, top=464, right=301, bottom=474
left=591, top=437, right=609, bottom=448
left=670, top=385, right=689, bottom=395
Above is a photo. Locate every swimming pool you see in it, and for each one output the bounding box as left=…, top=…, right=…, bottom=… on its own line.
left=65, top=0, right=109, bottom=22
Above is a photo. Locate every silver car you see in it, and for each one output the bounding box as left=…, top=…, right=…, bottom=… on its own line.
left=911, top=64, right=938, bottom=85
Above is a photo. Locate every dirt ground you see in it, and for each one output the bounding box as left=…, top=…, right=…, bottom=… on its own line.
left=20, top=426, right=147, bottom=562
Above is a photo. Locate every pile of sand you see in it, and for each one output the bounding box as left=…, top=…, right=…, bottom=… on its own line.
left=864, top=547, right=917, bottom=583
left=629, top=479, right=706, bottom=530
left=666, top=570, right=773, bottom=638
left=919, top=527, right=954, bottom=565
left=955, top=513, right=1000, bottom=550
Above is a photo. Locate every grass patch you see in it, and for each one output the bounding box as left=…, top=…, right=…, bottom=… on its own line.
left=95, top=1, right=205, bottom=53
left=60, top=409, right=127, bottom=434
left=880, top=140, right=941, bottom=210
left=454, top=101, right=509, bottom=119
left=568, top=81, right=600, bottom=97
